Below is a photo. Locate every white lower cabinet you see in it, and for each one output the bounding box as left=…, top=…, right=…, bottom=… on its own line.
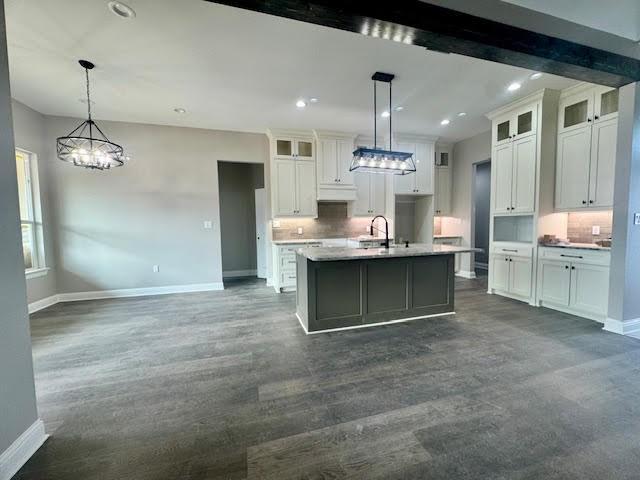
left=537, top=247, right=610, bottom=321
left=272, top=242, right=321, bottom=292
left=490, top=248, right=532, bottom=301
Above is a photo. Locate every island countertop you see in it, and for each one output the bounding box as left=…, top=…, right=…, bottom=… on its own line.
left=297, top=244, right=480, bottom=262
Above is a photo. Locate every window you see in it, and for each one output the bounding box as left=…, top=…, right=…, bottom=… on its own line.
left=15, top=149, right=46, bottom=275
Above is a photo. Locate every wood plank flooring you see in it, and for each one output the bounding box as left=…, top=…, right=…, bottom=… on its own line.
left=16, top=276, right=640, bottom=479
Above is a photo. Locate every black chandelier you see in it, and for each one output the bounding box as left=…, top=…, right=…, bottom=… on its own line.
left=350, top=72, right=415, bottom=175
left=56, top=60, right=127, bottom=170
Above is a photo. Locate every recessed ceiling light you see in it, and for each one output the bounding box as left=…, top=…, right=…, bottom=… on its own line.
left=309, top=98, right=319, bottom=103
left=530, top=72, right=543, bottom=80
left=440, top=119, right=450, bottom=126
left=381, top=110, right=390, bottom=118
left=108, top=1, right=136, bottom=19
left=174, top=108, right=186, bottom=114
left=507, top=82, right=522, bottom=92
left=296, top=99, right=307, bottom=108
left=457, top=112, right=466, bottom=117
left=394, top=106, right=404, bottom=112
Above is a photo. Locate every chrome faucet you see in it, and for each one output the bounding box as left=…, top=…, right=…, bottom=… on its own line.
left=370, top=215, right=390, bottom=249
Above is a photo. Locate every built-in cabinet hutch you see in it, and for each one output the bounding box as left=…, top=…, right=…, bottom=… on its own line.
left=434, top=143, right=452, bottom=216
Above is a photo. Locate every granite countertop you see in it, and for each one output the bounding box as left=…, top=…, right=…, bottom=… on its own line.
left=433, top=235, right=462, bottom=239
left=298, top=244, right=480, bottom=262
left=540, top=242, right=611, bottom=251
left=272, top=239, right=325, bottom=245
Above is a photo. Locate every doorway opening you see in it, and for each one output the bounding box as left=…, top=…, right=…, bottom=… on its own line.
left=217, top=161, right=266, bottom=282
left=473, top=160, right=491, bottom=276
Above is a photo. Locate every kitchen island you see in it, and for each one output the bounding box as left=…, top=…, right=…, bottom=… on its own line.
left=295, top=244, right=479, bottom=333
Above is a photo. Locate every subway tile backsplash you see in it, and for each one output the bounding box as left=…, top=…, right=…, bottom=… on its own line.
left=566, top=211, right=613, bottom=243
left=271, top=203, right=373, bottom=240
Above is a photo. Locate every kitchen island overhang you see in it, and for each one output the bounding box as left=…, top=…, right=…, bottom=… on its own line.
left=295, top=244, right=480, bottom=334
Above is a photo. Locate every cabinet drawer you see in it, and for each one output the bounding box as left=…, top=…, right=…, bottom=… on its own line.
left=491, top=244, right=532, bottom=258
left=280, top=271, right=297, bottom=286
left=539, top=247, right=610, bottom=266
left=280, top=255, right=297, bottom=269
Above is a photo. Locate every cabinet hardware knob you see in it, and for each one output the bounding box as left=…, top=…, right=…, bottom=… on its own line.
left=594, top=115, right=599, bottom=120
left=571, top=266, right=575, bottom=270
left=589, top=200, right=594, bottom=204
left=505, top=258, right=509, bottom=261
left=587, top=118, right=592, bottom=122
left=582, top=200, right=587, bottom=204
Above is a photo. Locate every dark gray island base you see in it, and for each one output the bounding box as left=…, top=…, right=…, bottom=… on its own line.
left=295, top=244, right=478, bottom=334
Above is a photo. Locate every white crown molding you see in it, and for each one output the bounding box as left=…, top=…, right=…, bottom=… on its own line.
left=312, top=130, right=358, bottom=141
left=0, top=419, right=48, bottom=480
left=266, top=128, right=313, bottom=139
left=485, top=88, right=548, bottom=120
left=559, top=81, right=597, bottom=99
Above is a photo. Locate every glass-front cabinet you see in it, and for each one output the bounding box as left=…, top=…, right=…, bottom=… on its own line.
left=594, top=86, right=619, bottom=123
left=492, top=106, right=537, bottom=145
left=557, top=85, right=618, bottom=134
left=274, top=137, right=314, bottom=159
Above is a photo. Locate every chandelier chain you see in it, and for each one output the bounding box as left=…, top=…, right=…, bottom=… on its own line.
left=85, top=66, right=92, bottom=121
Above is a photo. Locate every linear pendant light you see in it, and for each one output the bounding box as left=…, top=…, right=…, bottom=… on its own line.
left=350, top=72, right=415, bottom=175
left=56, top=60, right=127, bottom=170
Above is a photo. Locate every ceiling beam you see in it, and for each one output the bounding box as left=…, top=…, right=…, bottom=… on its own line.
left=204, top=0, right=640, bottom=87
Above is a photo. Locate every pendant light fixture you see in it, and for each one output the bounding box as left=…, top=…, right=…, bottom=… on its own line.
left=56, top=60, right=127, bottom=170
left=350, top=72, right=415, bottom=175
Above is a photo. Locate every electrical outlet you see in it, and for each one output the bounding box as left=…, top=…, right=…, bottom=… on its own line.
left=273, top=220, right=281, bottom=228
left=297, top=227, right=303, bottom=235
left=153, top=265, right=160, bottom=273
left=635, top=213, right=640, bottom=226
left=592, top=225, right=600, bottom=235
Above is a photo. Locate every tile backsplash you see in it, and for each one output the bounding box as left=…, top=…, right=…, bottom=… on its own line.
left=566, top=211, right=613, bottom=243
left=271, top=203, right=374, bottom=240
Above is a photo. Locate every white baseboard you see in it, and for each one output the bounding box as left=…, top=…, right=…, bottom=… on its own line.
left=28, top=295, right=59, bottom=314
left=456, top=270, right=477, bottom=279
left=603, top=316, right=640, bottom=336
left=0, top=419, right=48, bottom=480
left=223, top=269, right=257, bottom=279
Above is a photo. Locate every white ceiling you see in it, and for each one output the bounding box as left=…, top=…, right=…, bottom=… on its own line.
left=5, top=0, right=578, bottom=142
left=502, top=0, right=640, bottom=41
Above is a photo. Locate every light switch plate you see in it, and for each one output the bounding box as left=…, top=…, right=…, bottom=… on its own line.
left=153, top=265, right=160, bottom=273
left=635, top=213, right=640, bottom=225
left=592, top=225, right=600, bottom=235
left=297, top=227, right=303, bottom=235
left=203, top=220, right=213, bottom=229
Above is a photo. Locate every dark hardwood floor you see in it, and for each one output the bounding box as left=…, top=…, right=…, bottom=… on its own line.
left=16, top=276, right=640, bottom=479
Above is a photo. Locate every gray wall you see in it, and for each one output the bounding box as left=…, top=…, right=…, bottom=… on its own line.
left=42, top=115, right=268, bottom=293
left=12, top=100, right=57, bottom=303
left=473, top=161, right=491, bottom=266
left=218, top=161, right=264, bottom=274
left=0, top=1, right=39, bottom=454
left=449, top=130, right=492, bottom=273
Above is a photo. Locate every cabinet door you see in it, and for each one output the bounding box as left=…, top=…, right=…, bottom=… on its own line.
left=275, top=138, right=295, bottom=158
left=435, top=167, right=451, bottom=215
left=394, top=142, right=416, bottom=194
left=369, top=173, right=386, bottom=216
left=555, top=127, right=592, bottom=209
left=414, top=142, right=434, bottom=194
left=589, top=118, right=617, bottom=208
left=559, top=91, right=593, bottom=134
left=570, top=264, right=609, bottom=316
left=491, top=254, right=510, bottom=292
left=273, top=158, right=296, bottom=216
left=337, top=139, right=355, bottom=186
left=539, top=260, right=571, bottom=306
left=509, top=256, right=532, bottom=299
left=511, top=136, right=536, bottom=214
left=514, top=104, right=537, bottom=140
left=295, top=140, right=314, bottom=160
left=494, top=113, right=513, bottom=146
left=295, top=160, right=317, bottom=216
left=318, top=139, right=337, bottom=186
left=492, top=143, right=513, bottom=214
left=352, top=173, right=371, bottom=215
left=594, top=87, right=618, bottom=123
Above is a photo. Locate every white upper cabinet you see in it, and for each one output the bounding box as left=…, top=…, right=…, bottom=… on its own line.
left=268, top=129, right=318, bottom=217
left=555, top=85, right=618, bottom=210
left=492, top=105, right=537, bottom=145
left=352, top=171, right=386, bottom=216
left=434, top=144, right=452, bottom=216
left=393, top=136, right=435, bottom=195
left=313, top=131, right=357, bottom=201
